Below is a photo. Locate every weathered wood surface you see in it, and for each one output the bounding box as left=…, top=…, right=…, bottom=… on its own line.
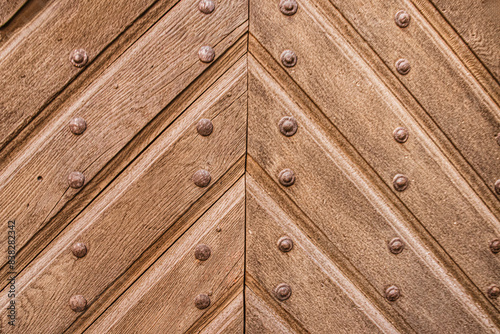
left=0, top=0, right=498, bottom=332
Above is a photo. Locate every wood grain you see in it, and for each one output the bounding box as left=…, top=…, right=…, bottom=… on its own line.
left=250, top=0, right=500, bottom=311
left=0, top=0, right=27, bottom=26
left=247, top=53, right=499, bottom=332
left=0, top=56, right=247, bottom=332
left=87, top=178, right=244, bottom=333
left=0, top=0, right=247, bottom=275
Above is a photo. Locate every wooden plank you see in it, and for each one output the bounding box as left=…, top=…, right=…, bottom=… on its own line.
left=87, top=178, right=245, bottom=333
left=199, top=293, right=244, bottom=334
left=0, top=59, right=247, bottom=332
left=0, top=0, right=27, bottom=26
left=247, top=55, right=499, bottom=332
left=249, top=0, right=500, bottom=310
left=0, top=0, right=157, bottom=148
left=428, top=0, right=500, bottom=82
left=0, top=0, right=247, bottom=275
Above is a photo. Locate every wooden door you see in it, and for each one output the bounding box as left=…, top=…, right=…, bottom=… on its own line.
left=0, top=0, right=498, bottom=332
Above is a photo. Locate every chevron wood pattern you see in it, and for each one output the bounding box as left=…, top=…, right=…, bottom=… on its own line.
left=0, top=0, right=498, bottom=332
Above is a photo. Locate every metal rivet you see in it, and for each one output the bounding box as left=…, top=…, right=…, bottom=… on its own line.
left=69, top=295, right=87, bottom=312
left=394, top=10, right=410, bottom=28
left=198, top=46, right=215, bottom=63
left=71, top=242, right=87, bottom=258
left=388, top=238, right=405, bottom=254
left=279, top=0, right=298, bottom=15
left=193, top=169, right=211, bottom=187
left=393, top=174, right=409, bottom=192
left=490, top=239, right=500, bottom=254
left=68, top=171, right=85, bottom=189
left=198, top=0, right=215, bottom=14
left=70, top=49, right=88, bottom=68
left=216, top=226, right=222, bottom=232
left=194, top=293, right=211, bottom=309
left=495, top=180, right=500, bottom=195
left=279, top=169, right=295, bottom=187
left=279, top=116, right=298, bottom=137
left=197, top=119, right=213, bottom=136
left=385, top=285, right=400, bottom=301
left=275, top=283, right=292, bottom=301
left=194, top=244, right=211, bottom=261
left=393, top=127, right=409, bottom=143
left=281, top=50, right=297, bottom=68
left=69, top=117, right=87, bottom=135
left=277, top=236, right=294, bottom=252
left=395, top=59, right=411, bottom=75
left=487, top=285, right=500, bottom=299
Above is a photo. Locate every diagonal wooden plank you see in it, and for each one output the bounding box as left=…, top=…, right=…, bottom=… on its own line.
left=247, top=51, right=499, bottom=331
left=0, top=0, right=247, bottom=278
left=0, top=53, right=247, bottom=332
left=0, top=0, right=27, bottom=26
left=86, top=177, right=244, bottom=333
left=249, top=0, right=500, bottom=311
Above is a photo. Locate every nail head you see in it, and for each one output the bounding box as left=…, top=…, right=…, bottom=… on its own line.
left=395, top=58, right=411, bottom=75
left=194, top=293, right=211, bottom=309
left=71, top=242, right=87, bottom=258
left=281, top=50, right=297, bottom=68
left=279, top=0, right=298, bottom=15
left=198, top=0, right=215, bottom=14
left=393, top=174, right=409, bottom=192
left=193, top=169, right=211, bottom=187
left=395, top=10, right=410, bottom=28
left=70, top=49, right=88, bottom=68
left=385, top=286, right=400, bottom=301
left=68, top=171, right=85, bottom=189
left=490, top=239, right=500, bottom=254
left=198, top=46, right=215, bottom=63
left=197, top=118, right=213, bottom=136
left=279, top=116, right=298, bottom=137
left=487, top=285, right=500, bottom=299
left=194, top=244, right=211, bottom=261
left=278, top=236, right=294, bottom=252
left=69, top=117, right=87, bottom=135
left=279, top=169, right=295, bottom=187
left=393, top=127, right=409, bottom=143
left=69, top=295, right=87, bottom=312
left=495, top=180, right=500, bottom=195
left=388, top=238, right=404, bottom=254
left=275, top=283, right=292, bottom=301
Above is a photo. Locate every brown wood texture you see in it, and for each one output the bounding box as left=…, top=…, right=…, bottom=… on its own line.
left=0, top=0, right=498, bottom=332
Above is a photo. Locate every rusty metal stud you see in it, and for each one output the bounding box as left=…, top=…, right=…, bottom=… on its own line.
left=395, top=58, right=411, bottom=75
left=69, top=295, right=87, bottom=312
left=194, top=244, right=211, bottom=261
left=198, top=46, right=215, bottom=63
left=393, top=127, right=409, bottom=143
left=69, top=117, right=87, bottom=135
left=388, top=238, right=404, bottom=254
left=277, top=236, right=294, bottom=252
left=394, top=10, right=410, bottom=28
left=70, top=49, right=88, bottom=68
left=487, top=285, right=500, bottom=299
left=393, top=174, right=409, bottom=192
left=279, top=116, right=298, bottom=137
left=194, top=293, right=211, bottom=309
left=495, top=180, right=500, bottom=195
left=279, top=0, right=298, bottom=15
left=68, top=171, right=85, bottom=189
left=71, top=242, right=87, bottom=258
left=197, top=118, right=213, bottom=136
left=490, top=239, right=500, bottom=254
left=385, top=285, right=400, bottom=302
left=198, top=0, right=215, bottom=14
left=281, top=50, right=297, bottom=68
left=279, top=168, right=295, bottom=187
left=274, top=283, right=292, bottom=301
left=193, top=169, right=211, bottom=187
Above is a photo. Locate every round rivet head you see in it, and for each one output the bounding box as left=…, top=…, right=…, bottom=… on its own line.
left=277, top=236, right=294, bottom=252
left=70, top=49, right=88, bottom=68
left=395, top=10, right=410, bottom=28
left=281, top=50, right=297, bottom=68
left=395, top=58, right=411, bottom=75
left=71, top=242, right=87, bottom=258
left=495, top=180, right=500, bottom=195
left=194, top=244, right=211, bottom=261
left=385, top=286, right=400, bottom=302
left=393, top=127, right=409, bottom=143
left=69, top=117, right=87, bottom=135
left=275, top=283, right=292, bottom=301
left=279, top=116, right=298, bottom=137
left=279, top=0, right=298, bottom=15
left=393, top=174, right=409, bottom=192
left=193, top=169, right=211, bottom=187
left=279, top=169, right=295, bottom=187
left=198, top=46, right=215, bottom=63
left=194, top=293, right=211, bottom=309
left=487, top=285, right=500, bottom=299
left=388, top=238, right=404, bottom=254
left=198, top=0, right=215, bottom=14
left=197, top=119, right=213, bottom=136
left=68, top=171, right=85, bottom=189
left=69, top=295, right=87, bottom=312
left=490, top=239, right=500, bottom=254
